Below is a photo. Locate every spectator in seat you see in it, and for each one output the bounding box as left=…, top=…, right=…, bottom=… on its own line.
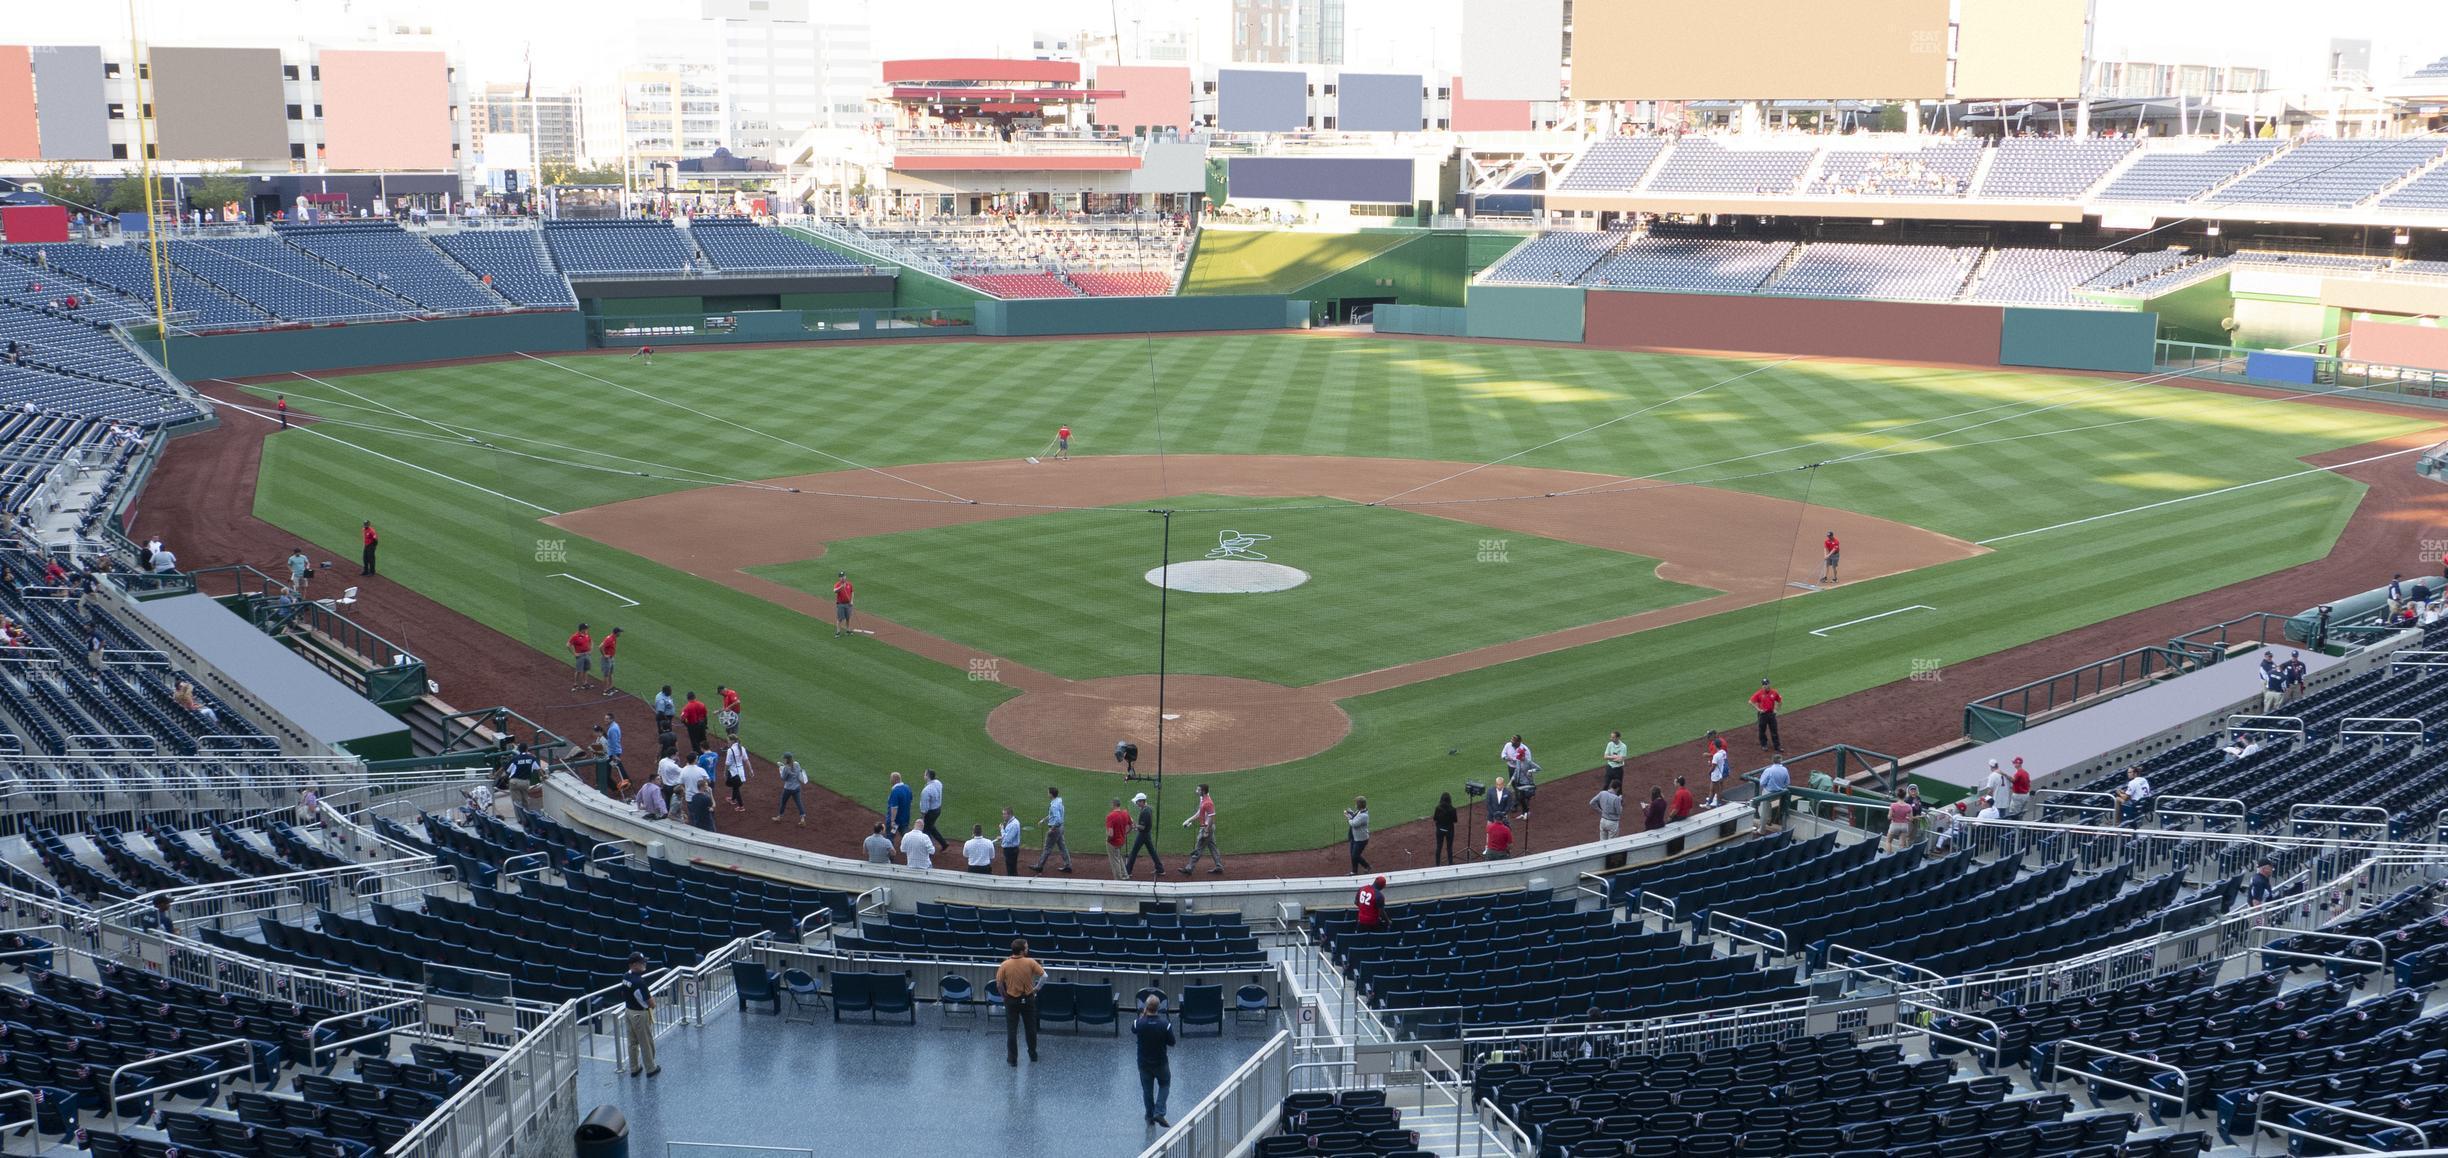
left=1976, top=795, right=2002, bottom=821
left=1355, top=875, right=1388, bottom=931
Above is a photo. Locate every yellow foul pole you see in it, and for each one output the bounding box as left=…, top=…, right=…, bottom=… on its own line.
left=127, top=0, right=170, bottom=372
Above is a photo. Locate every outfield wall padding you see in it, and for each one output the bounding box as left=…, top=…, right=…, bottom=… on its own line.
left=1582, top=292, right=2008, bottom=365
left=1998, top=308, right=2159, bottom=374
left=1372, top=304, right=1468, bottom=337
left=975, top=294, right=1296, bottom=337
left=149, top=311, right=590, bottom=380
left=1466, top=284, right=1584, bottom=343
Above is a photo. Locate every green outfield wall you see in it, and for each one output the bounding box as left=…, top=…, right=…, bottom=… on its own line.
left=1371, top=304, right=1468, bottom=336
left=139, top=311, right=591, bottom=380
left=975, top=294, right=1302, bottom=336
left=1464, top=284, right=1585, bottom=342
left=1998, top=308, right=2161, bottom=374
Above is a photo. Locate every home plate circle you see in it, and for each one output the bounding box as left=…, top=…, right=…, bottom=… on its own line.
left=1144, top=560, right=1310, bottom=593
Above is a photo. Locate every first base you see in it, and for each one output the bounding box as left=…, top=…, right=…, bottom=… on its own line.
left=1026, top=457, right=1040, bottom=464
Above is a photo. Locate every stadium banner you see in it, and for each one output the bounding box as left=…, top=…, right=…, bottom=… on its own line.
left=1998, top=308, right=2158, bottom=374
left=1583, top=291, right=2004, bottom=365
left=152, top=47, right=289, bottom=161
left=1571, top=0, right=1949, bottom=101
left=319, top=50, right=453, bottom=171
left=1226, top=157, right=1415, bottom=203
left=975, top=294, right=1298, bottom=337
left=1090, top=65, right=1194, bottom=135
left=1372, top=304, right=1467, bottom=336
left=1217, top=69, right=1307, bottom=132
left=1460, top=0, right=1564, bottom=102
left=0, top=47, right=35, bottom=159
left=1336, top=73, right=1424, bottom=133
left=1954, top=0, right=2088, bottom=98
left=31, top=45, right=109, bottom=161
left=2347, top=317, right=2448, bottom=374
left=1465, top=284, right=1584, bottom=343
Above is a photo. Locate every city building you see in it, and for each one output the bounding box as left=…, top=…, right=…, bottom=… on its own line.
left=614, top=0, right=877, bottom=184
left=473, top=83, right=585, bottom=169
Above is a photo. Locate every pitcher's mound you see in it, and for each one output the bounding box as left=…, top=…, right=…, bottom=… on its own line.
left=1145, top=560, right=1310, bottom=594
left=987, top=674, right=1351, bottom=774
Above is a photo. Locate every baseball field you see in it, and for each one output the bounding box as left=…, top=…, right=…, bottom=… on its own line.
left=232, top=333, right=2429, bottom=851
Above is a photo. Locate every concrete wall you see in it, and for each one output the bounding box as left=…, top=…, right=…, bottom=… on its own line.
left=1584, top=291, right=2008, bottom=365
left=148, top=311, right=589, bottom=379
left=975, top=294, right=1298, bottom=336
left=1998, top=308, right=2160, bottom=374
left=1466, top=284, right=1584, bottom=342
left=544, top=771, right=1753, bottom=923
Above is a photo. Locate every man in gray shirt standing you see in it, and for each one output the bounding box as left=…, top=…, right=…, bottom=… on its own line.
left=863, top=823, right=894, bottom=864
left=1589, top=784, right=1624, bottom=841
left=1033, top=786, right=1072, bottom=873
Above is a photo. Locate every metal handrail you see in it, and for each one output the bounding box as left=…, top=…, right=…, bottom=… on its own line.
left=2288, top=803, right=2389, bottom=837
left=1705, top=910, right=1791, bottom=956
left=1897, top=996, right=2003, bottom=1070
left=0, top=1087, right=31, bottom=1153
left=2226, top=715, right=2306, bottom=737
left=2052, top=1040, right=2189, bottom=1114
left=2338, top=717, right=2423, bottom=739
left=2264, top=928, right=2391, bottom=971
left=105, top=1037, right=258, bottom=1111
left=2253, top=1090, right=2427, bottom=1155
left=499, top=851, right=552, bottom=885
left=308, top=997, right=422, bottom=1067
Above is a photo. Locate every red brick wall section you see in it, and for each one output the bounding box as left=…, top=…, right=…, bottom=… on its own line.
left=1583, top=291, right=2006, bottom=366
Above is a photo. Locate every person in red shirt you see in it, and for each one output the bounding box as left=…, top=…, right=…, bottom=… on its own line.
left=1820, top=530, right=1841, bottom=584
left=1483, top=818, right=1514, bottom=859
left=718, top=685, right=742, bottom=738
left=360, top=521, right=378, bottom=576
left=1750, top=678, right=1783, bottom=750
left=2008, top=757, right=2033, bottom=818
left=567, top=623, right=595, bottom=692
left=596, top=627, right=620, bottom=697
left=832, top=571, right=855, bottom=637
left=1669, top=775, right=1696, bottom=821
left=678, top=692, right=709, bottom=756
left=1355, top=876, right=1387, bottom=930
left=1056, top=425, right=1071, bottom=460
left=1104, top=797, right=1131, bottom=880
left=275, top=394, right=289, bottom=429
left=629, top=344, right=654, bottom=364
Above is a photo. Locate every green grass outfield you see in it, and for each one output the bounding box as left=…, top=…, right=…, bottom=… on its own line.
left=244, top=335, right=2431, bottom=851
left=752, top=495, right=1710, bottom=685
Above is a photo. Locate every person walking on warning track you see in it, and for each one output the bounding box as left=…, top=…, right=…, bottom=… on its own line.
left=568, top=623, right=596, bottom=692
left=832, top=571, right=855, bottom=637
left=1751, top=679, right=1784, bottom=750
left=1820, top=530, right=1841, bottom=584
left=1056, top=424, right=1071, bottom=460
left=360, top=521, right=378, bottom=576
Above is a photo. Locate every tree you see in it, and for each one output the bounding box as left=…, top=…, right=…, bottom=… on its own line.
left=186, top=168, right=248, bottom=214
left=32, top=163, right=97, bottom=213
left=101, top=178, right=152, bottom=215
left=1874, top=103, right=1910, bottom=133
left=542, top=162, right=626, bottom=187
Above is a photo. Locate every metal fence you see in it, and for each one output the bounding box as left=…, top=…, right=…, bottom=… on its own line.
left=1140, top=1030, right=1291, bottom=1158
left=2157, top=340, right=2448, bottom=408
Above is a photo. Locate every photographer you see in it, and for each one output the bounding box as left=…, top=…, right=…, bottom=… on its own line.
left=1432, top=792, right=1458, bottom=865
left=1343, top=796, right=1372, bottom=874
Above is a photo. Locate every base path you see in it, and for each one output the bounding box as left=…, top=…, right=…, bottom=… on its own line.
left=549, top=454, right=1981, bottom=772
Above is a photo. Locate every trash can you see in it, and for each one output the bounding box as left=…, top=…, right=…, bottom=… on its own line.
left=574, top=1106, right=628, bottom=1158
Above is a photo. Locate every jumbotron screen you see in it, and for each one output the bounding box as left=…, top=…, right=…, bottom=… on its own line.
left=1572, top=0, right=1950, bottom=101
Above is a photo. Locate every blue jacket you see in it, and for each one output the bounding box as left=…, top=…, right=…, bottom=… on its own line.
left=1133, top=1013, right=1176, bottom=1070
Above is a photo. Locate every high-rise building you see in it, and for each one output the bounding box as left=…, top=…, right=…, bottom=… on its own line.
left=1229, top=0, right=1344, bottom=66
left=620, top=0, right=877, bottom=181
left=473, top=84, right=585, bottom=168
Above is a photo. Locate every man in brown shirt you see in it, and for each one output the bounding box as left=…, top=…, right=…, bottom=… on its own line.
left=997, top=938, right=1046, bottom=1066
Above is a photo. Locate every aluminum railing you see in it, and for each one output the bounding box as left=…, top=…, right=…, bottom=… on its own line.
left=2051, top=1041, right=2189, bottom=1118
left=1140, top=1030, right=1290, bottom=1158
left=2252, top=1090, right=2426, bottom=1155
left=1456, top=996, right=1815, bottom=1063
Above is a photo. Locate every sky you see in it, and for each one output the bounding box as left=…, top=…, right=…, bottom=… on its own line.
left=9, top=0, right=2448, bottom=96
